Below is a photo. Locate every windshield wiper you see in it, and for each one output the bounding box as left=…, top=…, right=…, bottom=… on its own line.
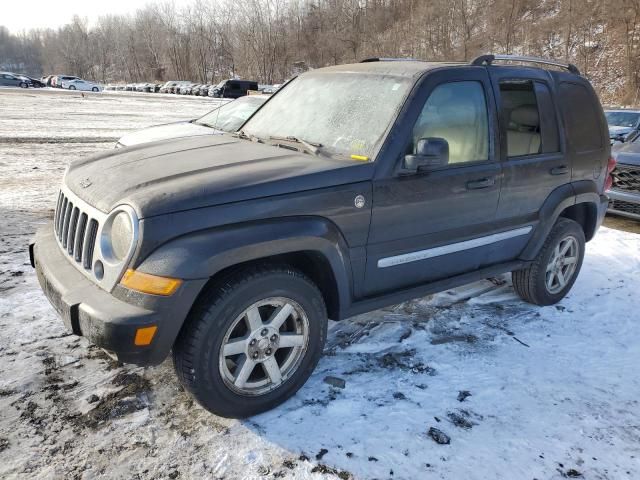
left=268, top=135, right=323, bottom=156
left=233, top=130, right=263, bottom=143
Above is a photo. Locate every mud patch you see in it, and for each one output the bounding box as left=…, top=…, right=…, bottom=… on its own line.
left=76, top=371, right=151, bottom=429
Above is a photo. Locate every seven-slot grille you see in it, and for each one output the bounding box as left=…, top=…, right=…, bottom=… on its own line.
left=53, top=191, right=99, bottom=270
left=612, top=164, right=640, bottom=193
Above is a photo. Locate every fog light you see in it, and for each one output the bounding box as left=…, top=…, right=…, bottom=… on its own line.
left=94, top=260, right=104, bottom=280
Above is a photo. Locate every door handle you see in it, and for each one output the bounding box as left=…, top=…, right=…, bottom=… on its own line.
left=466, top=177, right=495, bottom=190
left=550, top=165, right=569, bottom=175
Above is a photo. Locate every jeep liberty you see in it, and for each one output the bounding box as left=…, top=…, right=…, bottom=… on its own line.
left=30, top=54, right=613, bottom=418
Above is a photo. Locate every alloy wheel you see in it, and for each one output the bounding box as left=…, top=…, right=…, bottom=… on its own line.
left=218, top=297, right=309, bottom=396
left=545, top=235, right=579, bottom=294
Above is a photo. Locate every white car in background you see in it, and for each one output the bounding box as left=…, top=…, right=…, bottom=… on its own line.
left=62, top=79, right=102, bottom=92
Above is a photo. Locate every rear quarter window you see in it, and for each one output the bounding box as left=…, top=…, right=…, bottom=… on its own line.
left=559, top=82, right=602, bottom=152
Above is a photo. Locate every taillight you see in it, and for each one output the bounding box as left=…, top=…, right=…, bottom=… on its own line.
left=604, top=156, right=616, bottom=191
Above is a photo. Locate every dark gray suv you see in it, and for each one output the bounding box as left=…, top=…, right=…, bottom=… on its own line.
left=31, top=54, right=612, bottom=418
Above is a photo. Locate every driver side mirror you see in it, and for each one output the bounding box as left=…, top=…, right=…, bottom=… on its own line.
left=402, top=137, right=449, bottom=174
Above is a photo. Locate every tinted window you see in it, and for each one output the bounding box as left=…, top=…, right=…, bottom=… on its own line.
left=534, top=82, right=560, bottom=153
left=411, top=81, right=489, bottom=164
left=559, top=82, right=602, bottom=151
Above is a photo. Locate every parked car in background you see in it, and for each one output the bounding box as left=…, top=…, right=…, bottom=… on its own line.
left=19, top=75, right=45, bottom=88
left=605, top=109, right=640, bottom=144
left=209, top=79, right=259, bottom=98
left=0, top=72, right=30, bottom=88
left=609, top=136, right=640, bottom=219
left=116, top=95, right=269, bottom=147
left=198, top=84, right=212, bottom=96
left=64, top=79, right=102, bottom=92
left=170, top=81, right=191, bottom=94
left=54, top=75, right=80, bottom=88
left=159, top=81, right=175, bottom=93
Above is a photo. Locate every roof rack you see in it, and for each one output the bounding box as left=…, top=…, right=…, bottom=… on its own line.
left=360, top=57, right=421, bottom=63
left=471, top=54, right=581, bottom=75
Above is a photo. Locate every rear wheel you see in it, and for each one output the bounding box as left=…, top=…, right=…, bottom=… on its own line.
left=69, top=85, right=76, bottom=90
left=173, top=265, right=327, bottom=418
left=92, top=87, right=98, bottom=92
left=512, top=218, right=585, bottom=306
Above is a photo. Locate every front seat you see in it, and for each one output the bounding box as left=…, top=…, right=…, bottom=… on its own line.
left=507, top=105, right=541, bottom=156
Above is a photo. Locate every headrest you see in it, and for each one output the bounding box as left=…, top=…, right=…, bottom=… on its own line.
left=510, top=105, right=539, bottom=127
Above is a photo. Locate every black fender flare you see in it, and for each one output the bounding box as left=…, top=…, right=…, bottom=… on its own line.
left=136, top=216, right=353, bottom=315
left=519, top=180, right=603, bottom=261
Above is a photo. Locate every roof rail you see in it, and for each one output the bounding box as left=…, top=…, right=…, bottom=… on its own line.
left=471, top=54, right=581, bottom=75
left=360, top=57, right=420, bottom=63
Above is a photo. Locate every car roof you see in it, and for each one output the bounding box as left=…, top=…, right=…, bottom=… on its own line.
left=313, top=60, right=465, bottom=78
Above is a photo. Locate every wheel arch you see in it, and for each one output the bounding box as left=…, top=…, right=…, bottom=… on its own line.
left=136, top=216, right=353, bottom=321
left=520, top=181, right=602, bottom=260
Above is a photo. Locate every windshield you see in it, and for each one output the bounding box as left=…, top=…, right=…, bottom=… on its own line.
left=196, top=96, right=268, bottom=132
left=242, top=72, right=412, bottom=160
left=606, top=111, right=640, bottom=128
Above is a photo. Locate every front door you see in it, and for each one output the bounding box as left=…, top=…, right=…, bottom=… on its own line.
left=364, top=68, right=505, bottom=296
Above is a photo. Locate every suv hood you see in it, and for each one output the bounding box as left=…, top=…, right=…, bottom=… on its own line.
left=117, top=121, right=220, bottom=147
left=65, top=134, right=373, bottom=218
left=612, top=141, right=640, bottom=166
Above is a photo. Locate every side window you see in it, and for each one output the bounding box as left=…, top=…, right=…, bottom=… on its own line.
left=559, top=82, right=602, bottom=152
left=534, top=82, right=560, bottom=153
left=411, top=81, right=489, bottom=165
left=499, top=80, right=542, bottom=157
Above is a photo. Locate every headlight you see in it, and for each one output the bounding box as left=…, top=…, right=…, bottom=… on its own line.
left=111, top=212, right=133, bottom=260
left=101, top=206, right=138, bottom=263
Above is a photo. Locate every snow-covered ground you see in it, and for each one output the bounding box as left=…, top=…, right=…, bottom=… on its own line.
left=0, top=89, right=639, bottom=480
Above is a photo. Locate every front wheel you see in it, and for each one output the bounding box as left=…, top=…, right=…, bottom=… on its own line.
left=173, top=265, right=327, bottom=418
left=69, top=85, right=76, bottom=90
left=19, top=82, right=28, bottom=88
left=512, top=218, right=585, bottom=306
left=92, top=87, right=98, bottom=92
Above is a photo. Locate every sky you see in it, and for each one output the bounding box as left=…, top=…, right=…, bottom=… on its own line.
left=2, top=0, right=181, bottom=33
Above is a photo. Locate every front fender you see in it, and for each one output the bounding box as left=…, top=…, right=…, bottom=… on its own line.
left=136, top=216, right=353, bottom=313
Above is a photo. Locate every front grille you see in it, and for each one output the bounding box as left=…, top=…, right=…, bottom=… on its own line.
left=612, top=164, right=640, bottom=193
left=53, top=190, right=100, bottom=270
left=610, top=199, right=640, bottom=216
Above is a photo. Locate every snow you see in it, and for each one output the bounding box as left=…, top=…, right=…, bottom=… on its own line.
left=1, top=88, right=640, bottom=479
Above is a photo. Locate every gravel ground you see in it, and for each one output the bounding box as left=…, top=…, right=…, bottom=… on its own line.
left=1, top=88, right=639, bottom=480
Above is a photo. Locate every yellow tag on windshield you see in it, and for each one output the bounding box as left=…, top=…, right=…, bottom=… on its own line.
left=350, top=154, right=369, bottom=162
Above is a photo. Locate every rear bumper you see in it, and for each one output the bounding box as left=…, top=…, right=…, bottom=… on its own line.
left=31, top=225, right=206, bottom=366
left=607, top=189, right=640, bottom=220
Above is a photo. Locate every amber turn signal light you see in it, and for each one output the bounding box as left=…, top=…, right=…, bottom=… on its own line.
left=134, top=326, right=157, bottom=346
left=121, top=269, right=182, bottom=296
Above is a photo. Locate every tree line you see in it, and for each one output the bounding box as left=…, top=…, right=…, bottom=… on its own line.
left=1, top=0, right=640, bottom=104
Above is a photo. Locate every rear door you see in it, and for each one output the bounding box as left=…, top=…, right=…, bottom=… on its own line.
left=488, top=67, right=567, bottom=264
left=364, top=68, right=504, bottom=296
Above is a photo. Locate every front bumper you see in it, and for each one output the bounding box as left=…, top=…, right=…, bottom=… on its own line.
left=607, top=189, right=640, bottom=220
left=31, top=224, right=207, bottom=366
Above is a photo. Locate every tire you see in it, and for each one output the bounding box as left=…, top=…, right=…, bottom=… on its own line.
left=92, top=87, right=98, bottom=92
left=19, top=82, right=28, bottom=88
left=173, top=265, right=327, bottom=418
left=69, top=85, right=76, bottom=90
left=512, top=218, right=585, bottom=306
